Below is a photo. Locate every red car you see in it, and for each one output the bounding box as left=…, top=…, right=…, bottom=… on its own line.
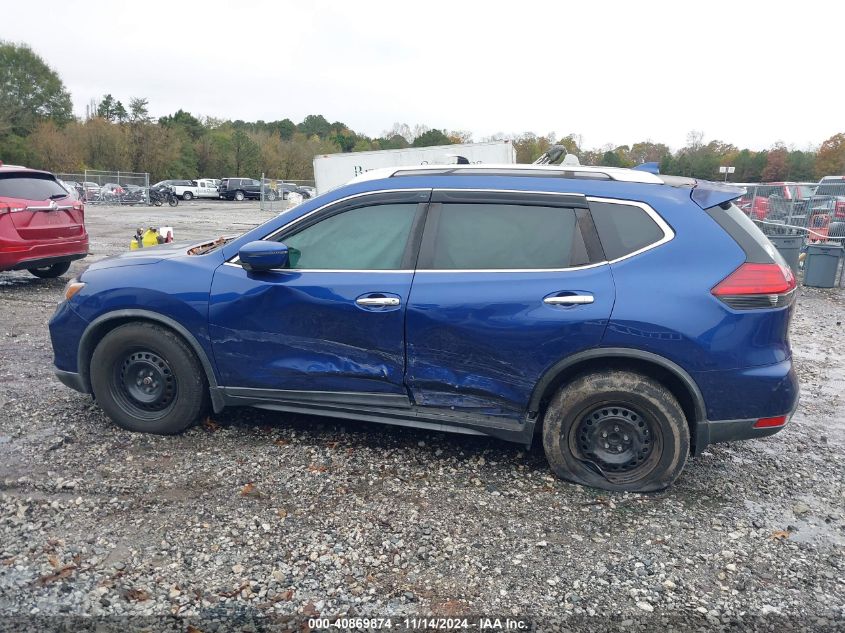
left=0, top=163, right=88, bottom=278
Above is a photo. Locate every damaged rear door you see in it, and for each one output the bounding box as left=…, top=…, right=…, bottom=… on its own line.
left=208, top=190, right=430, bottom=396
left=404, top=189, right=615, bottom=418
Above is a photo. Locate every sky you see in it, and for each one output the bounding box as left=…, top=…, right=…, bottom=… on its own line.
left=2, top=0, right=842, bottom=151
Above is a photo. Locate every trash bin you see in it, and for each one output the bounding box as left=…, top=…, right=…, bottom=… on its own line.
left=803, top=243, right=843, bottom=288
left=769, top=235, right=802, bottom=272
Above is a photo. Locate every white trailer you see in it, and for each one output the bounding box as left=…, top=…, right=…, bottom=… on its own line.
left=312, top=140, right=516, bottom=194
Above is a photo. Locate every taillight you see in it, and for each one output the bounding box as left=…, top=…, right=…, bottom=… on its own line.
left=835, top=201, right=845, bottom=219
left=712, top=262, right=796, bottom=309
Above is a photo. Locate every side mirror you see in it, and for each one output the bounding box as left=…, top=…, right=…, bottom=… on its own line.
left=239, top=240, right=288, bottom=271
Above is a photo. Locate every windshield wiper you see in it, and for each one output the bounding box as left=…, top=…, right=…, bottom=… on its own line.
left=49, top=193, right=68, bottom=200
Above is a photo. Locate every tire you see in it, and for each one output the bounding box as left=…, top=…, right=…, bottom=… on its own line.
left=90, top=322, right=208, bottom=434
left=542, top=370, right=689, bottom=492
left=266, top=190, right=277, bottom=202
left=234, top=191, right=245, bottom=202
left=28, top=261, right=71, bottom=278
left=182, top=191, right=193, bottom=201
left=168, top=195, right=179, bottom=207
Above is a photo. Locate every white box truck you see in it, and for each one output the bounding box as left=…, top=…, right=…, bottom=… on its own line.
left=312, top=140, right=516, bottom=194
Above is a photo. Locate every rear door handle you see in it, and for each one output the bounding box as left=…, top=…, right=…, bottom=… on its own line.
left=356, top=296, right=400, bottom=307
left=544, top=294, right=595, bottom=305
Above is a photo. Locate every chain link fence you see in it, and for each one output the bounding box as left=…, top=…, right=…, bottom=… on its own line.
left=259, top=174, right=316, bottom=212
left=738, top=181, right=845, bottom=243
left=56, top=170, right=150, bottom=206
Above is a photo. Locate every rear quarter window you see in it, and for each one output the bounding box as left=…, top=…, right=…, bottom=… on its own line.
left=0, top=174, right=69, bottom=200
left=589, top=201, right=666, bottom=260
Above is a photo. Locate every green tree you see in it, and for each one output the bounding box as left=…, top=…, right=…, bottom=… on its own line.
left=0, top=41, right=73, bottom=152
left=97, top=94, right=117, bottom=121
left=159, top=109, right=204, bottom=140
left=231, top=129, right=260, bottom=176
left=786, top=150, right=815, bottom=182
left=601, top=150, right=623, bottom=167
left=297, top=114, right=331, bottom=138
left=373, top=134, right=409, bottom=150
left=128, top=97, right=151, bottom=122
left=412, top=128, right=452, bottom=147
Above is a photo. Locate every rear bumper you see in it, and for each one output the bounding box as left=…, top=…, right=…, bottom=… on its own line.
left=0, top=237, right=88, bottom=271
left=3, top=252, right=87, bottom=271
left=695, top=403, right=798, bottom=454
left=691, top=358, right=799, bottom=455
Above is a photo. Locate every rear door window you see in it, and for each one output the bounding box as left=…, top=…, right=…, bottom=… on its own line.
left=589, top=200, right=666, bottom=260
left=422, top=203, right=587, bottom=270
left=0, top=174, right=70, bottom=200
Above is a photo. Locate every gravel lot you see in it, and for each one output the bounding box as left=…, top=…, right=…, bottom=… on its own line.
left=1, top=203, right=844, bottom=632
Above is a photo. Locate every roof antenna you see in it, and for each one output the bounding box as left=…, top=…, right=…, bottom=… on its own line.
left=633, top=162, right=660, bottom=174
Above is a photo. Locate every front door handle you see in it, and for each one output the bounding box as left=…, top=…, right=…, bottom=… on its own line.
left=544, top=294, right=595, bottom=305
left=356, top=296, right=401, bottom=307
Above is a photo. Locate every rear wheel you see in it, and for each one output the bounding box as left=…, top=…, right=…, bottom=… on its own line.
left=28, top=261, right=71, bottom=278
left=90, top=322, right=207, bottom=434
left=542, top=370, right=689, bottom=492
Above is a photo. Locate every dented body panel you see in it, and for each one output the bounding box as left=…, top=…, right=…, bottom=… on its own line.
left=405, top=266, right=615, bottom=416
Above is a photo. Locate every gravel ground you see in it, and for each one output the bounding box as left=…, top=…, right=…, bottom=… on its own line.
left=1, top=204, right=843, bottom=632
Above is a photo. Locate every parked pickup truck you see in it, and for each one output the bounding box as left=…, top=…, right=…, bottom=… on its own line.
left=152, top=179, right=219, bottom=201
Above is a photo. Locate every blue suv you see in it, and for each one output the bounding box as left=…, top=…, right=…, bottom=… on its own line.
left=49, top=164, right=799, bottom=492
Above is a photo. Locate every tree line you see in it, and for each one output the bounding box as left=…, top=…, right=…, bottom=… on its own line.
left=2, top=41, right=844, bottom=183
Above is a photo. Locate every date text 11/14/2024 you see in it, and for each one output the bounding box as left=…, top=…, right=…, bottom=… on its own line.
left=308, top=617, right=530, bottom=630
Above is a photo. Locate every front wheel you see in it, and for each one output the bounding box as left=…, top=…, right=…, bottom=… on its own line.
left=90, top=322, right=207, bottom=434
left=266, top=190, right=277, bottom=202
left=28, top=261, right=71, bottom=278
left=542, top=370, right=689, bottom=492
left=182, top=191, right=193, bottom=201
left=168, top=195, right=179, bottom=207
left=234, top=190, right=245, bottom=202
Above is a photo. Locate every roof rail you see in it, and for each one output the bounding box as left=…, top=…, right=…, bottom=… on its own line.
left=351, top=163, right=665, bottom=185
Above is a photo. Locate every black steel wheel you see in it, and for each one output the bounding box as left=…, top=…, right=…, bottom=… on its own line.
left=112, top=350, right=178, bottom=419
left=570, top=404, right=661, bottom=484
left=542, top=370, right=689, bottom=492
left=90, top=322, right=207, bottom=434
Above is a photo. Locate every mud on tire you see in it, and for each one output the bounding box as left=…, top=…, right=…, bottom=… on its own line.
left=542, top=370, right=689, bottom=492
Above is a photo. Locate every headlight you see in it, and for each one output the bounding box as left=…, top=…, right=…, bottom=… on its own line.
left=63, top=278, right=85, bottom=302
